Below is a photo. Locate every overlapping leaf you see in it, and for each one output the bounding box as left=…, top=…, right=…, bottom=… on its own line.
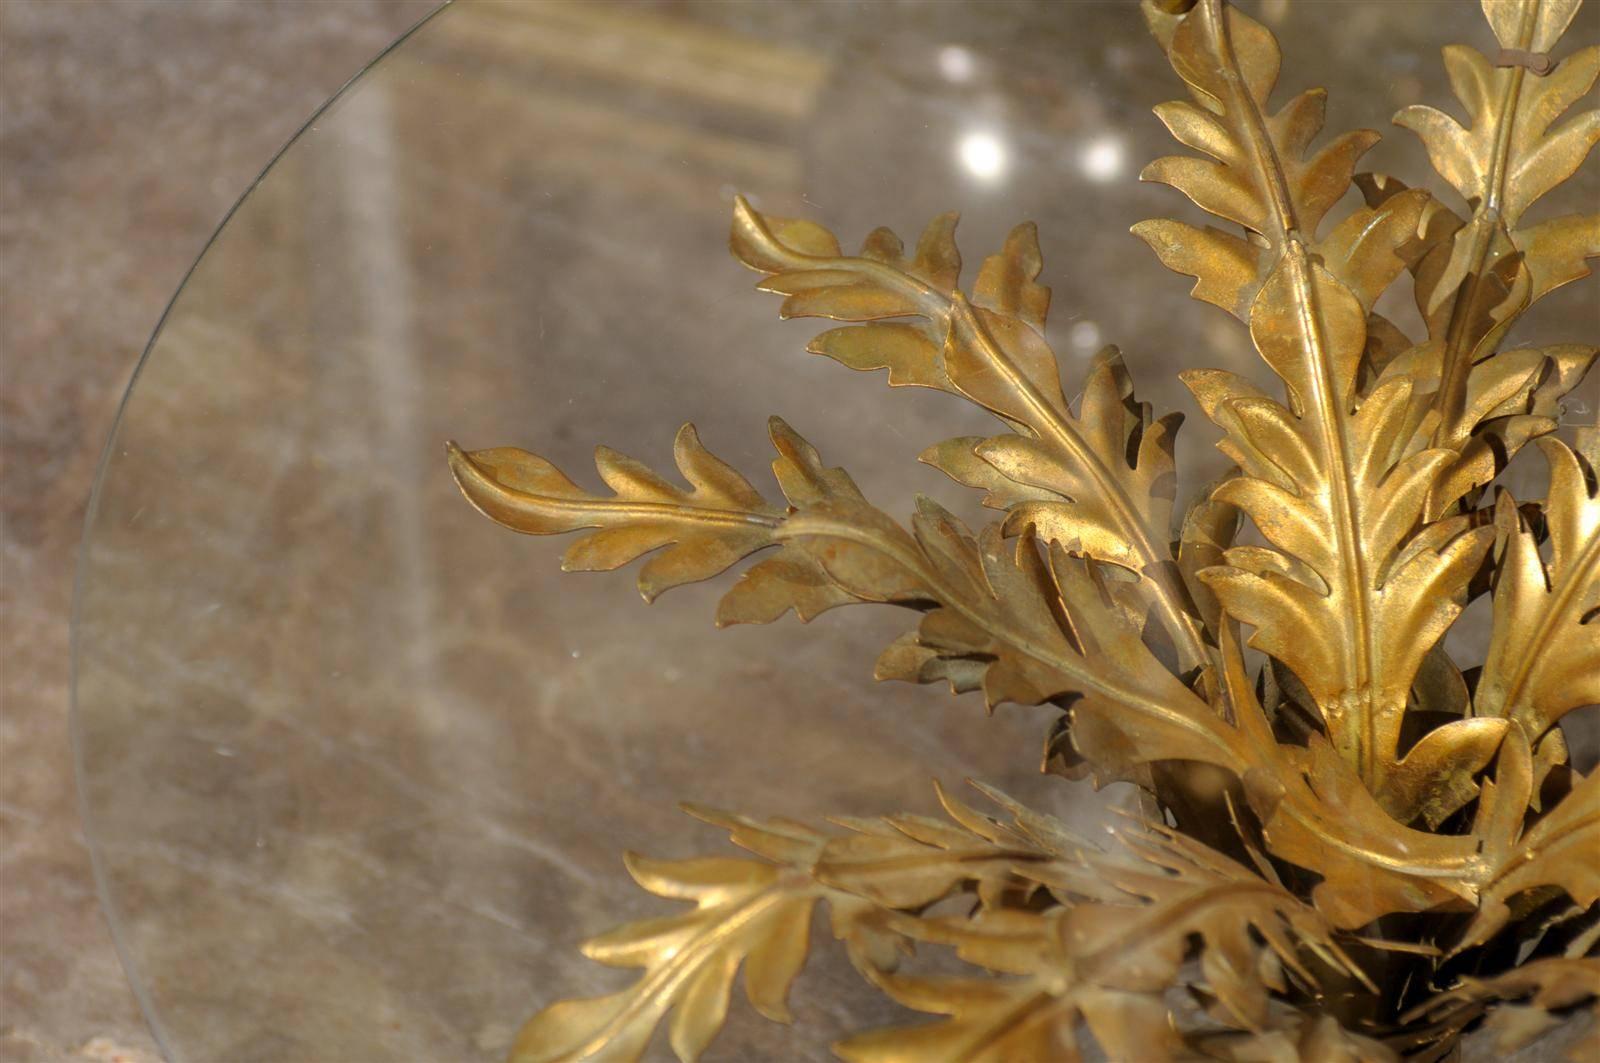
left=1195, top=1014, right=1400, bottom=1063
left=1132, top=0, right=1491, bottom=781
left=1185, top=292, right=1495, bottom=777
left=1352, top=172, right=1597, bottom=503
left=452, top=2, right=1600, bottom=1059
left=731, top=197, right=1208, bottom=671
left=1398, top=21, right=1597, bottom=228
left=1133, top=0, right=1380, bottom=268
left=452, top=415, right=1240, bottom=773
left=1390, top=0, right=1600, bottom=448
left=1476, top=434, right=1600, bottom=739
left=449, top=415, right=1517, bottom=934
left=789, top=492, right=1238, bottom=779
left=1464, top=739, right=1600, bottom=949
left=1054, top=820, right=1368, bottom=1029
left=1137, top=0, right=1497, bottom=780
left=1403, top=955, right=1600, bottom=1059
left=838, top=815, right=1366, bottom=1061
left=836, top=909, right=1182, bottom=1063
left=1212, top=622, right=1482, bottom=928
left=510, top=789, right=1102, bottom=1063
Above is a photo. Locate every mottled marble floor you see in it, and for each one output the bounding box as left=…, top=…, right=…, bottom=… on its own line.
left=0, top=4, right=435, bottom=1058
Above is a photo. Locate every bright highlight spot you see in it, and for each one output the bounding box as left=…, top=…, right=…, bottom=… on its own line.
left=1079, top=136, right=1125, bottom=183
left=1070, top=320, right=1103, bottom=353
left=958, top=131, right=1008, bottom=182
left=938, top=45, right=975, bottom=83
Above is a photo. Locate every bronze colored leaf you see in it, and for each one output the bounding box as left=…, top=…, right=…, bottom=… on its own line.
left=1177, top=473, right=1240, bottom=636
left=1316, top=190, right=1432, bottom=314
left=916, top=436, right=1055, bottom=512
left=730, top=196, right=959, bottom=397
left=1466, top=757, right=1600, bottom=948
left=1191, top=272, right=1496, bottom=776
left=1483, top=0, right=1586, bottom=54
left=840, top=813, right=1366, bottom=1059
left=1519, top=211, right=1600, bottom=302
left=973, top=347, right=1183, bottom=576
left=1141, top=0, right=1378, bottom=248
left=971, top=221, right=1051, bottom=329
left=511, top=789, right=1107, bottom=1063
left=1375, top=717, right=1509, bottom=827
left=451, top=409, right=1234, bottom=763
left=1476, top=435, right=1600, bottom=738
left=1130, top=218, right=1264, bottom=321
left=1397, top=40, right=1599, bottom=226
left=510, top=852, right=824, bottom=1063
left=807, top=323, right=947, bottom=391
left=1373, top=338, right=1594, bottom=477
left=834, top=914, right=1182, bottom=1063
left=1140, top=0, right=1500, bottom=783
left=1404, top=955, right=1600, bottom=1056
left=813, top=791, right=1067, bottom=913
left=1056, top=821, right=1369, bottom=1029
left=449, top=2, right=1600, bottom=1058
left=732, top=196, right=1209, bottom=671
left=1394, top=3, right=1599, bottom=446
left=1212, top=623, right=1480, bottom=928
left=447, top=425, right=784, bottom=602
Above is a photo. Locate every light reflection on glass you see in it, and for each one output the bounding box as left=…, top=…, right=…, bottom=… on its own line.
left=1070, top=320, right=1103, bottom=353
left=937, top=45, right=975, bottom=83
left=1079, top=135, right=1125, bottom=183
left=958, top=131, right=1008, bottom=182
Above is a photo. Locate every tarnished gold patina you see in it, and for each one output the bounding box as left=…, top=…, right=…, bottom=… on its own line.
left=449, top=0, right=1599, bottom=1058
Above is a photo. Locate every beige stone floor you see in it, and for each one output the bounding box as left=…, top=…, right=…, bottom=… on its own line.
left=0, top=4, right=436, bottom=1058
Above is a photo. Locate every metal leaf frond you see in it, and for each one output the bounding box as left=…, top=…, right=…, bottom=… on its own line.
left=447, top=0, right=1600, bottom=1058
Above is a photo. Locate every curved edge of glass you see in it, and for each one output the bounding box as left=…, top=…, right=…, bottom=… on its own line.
left=68, top=4, right=454, bottom=1055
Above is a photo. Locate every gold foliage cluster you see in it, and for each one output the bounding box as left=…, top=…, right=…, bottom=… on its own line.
left=448, top=0, right=1600, bottom=1058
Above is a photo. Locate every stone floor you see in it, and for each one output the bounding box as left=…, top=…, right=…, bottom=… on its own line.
left=0, top=4, right=435, bottom=1058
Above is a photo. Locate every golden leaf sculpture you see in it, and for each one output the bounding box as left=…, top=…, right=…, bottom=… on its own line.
left=448, top=0, right=1600, bottom=1058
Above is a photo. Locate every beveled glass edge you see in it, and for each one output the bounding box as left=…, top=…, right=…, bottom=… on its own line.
left=68, top=4, right=455, bottom=1057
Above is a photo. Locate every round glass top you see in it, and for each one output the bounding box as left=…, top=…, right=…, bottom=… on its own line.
left=73, top=2, right=1597, bottom=1060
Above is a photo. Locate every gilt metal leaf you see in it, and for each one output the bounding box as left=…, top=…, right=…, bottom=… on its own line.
left=449, top=1, right=1600, bottom=1058
left=1477, top=433, right=1600, bottom=737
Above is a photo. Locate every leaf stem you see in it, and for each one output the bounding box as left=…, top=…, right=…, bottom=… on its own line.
left=1202, top=0, right=1386, bottom=779
left=738, top=204, right=1209, bottom=673
left=447, top=442, right=786, bottom=529
left=786, top=250, right=1211, bottom=672
left=1431, top=2, right=1536, bottom=448
left=777, top=515, right=1240, bottom=768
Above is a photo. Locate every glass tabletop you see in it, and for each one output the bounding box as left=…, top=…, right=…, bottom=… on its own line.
left=72, top=1, right=1597, bottom=1060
